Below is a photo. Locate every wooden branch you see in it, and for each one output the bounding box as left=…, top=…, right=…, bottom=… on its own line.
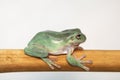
left=0, top=49, right=120, bottom=72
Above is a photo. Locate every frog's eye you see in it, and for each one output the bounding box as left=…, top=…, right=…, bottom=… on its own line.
left=76, top=34, right=81, bottom=40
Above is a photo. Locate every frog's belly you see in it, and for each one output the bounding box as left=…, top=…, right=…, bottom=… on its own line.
left=49, top=46, right=74, bottom=55
left=49, top=50, right=68, bottom=55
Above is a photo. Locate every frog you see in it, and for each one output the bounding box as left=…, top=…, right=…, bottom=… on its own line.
left=24, top=28, right=92, bottom=71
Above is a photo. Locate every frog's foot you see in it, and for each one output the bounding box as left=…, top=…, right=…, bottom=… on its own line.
left=75, top=54, right=92, bottom=64
left=48, top=56, right=58, bottom=62
left=75, top=54, right=92, bottom=71
left=42, top=58, right=61, bottom=70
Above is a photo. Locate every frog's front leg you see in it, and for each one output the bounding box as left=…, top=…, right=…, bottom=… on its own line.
left=66, top=47, right=92, bottom=71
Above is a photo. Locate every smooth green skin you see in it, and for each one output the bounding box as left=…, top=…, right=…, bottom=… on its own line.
left=24, top=28, right=89, bottom=70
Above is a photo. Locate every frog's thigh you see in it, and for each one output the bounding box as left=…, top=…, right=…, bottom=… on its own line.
left=24, top=47, right=48, bottom=58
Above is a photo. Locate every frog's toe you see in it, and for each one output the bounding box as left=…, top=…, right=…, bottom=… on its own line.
left=82, top=66, right=90, bottom=71
left=76, top=54, right=92, bottom=71
left=47, top=62, right=61, bottom=69
left=49, top=60, right=61, bottom=68
left=79, top=54, right=86, bottom=60
left=77, top=60, right=91, bottom=71
left=77, top=54, right=92, bottom=64
left=80, top=60, right=93, bottom=64
left=48, top=64, right=55, bottom=70
left=53, top=63, right=61, bottom=68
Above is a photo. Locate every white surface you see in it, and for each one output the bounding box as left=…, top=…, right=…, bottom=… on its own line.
left=0, top=72, right=120, bottom=80
left=0, top=0, right=120, bottom=80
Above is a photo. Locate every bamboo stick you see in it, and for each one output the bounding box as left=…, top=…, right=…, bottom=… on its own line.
left=0, top=49, right=120, bottom=72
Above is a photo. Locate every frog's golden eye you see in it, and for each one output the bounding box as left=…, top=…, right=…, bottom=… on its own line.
left=76, top=34, right=81, bottom=40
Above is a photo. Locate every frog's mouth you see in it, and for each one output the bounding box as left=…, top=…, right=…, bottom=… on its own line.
left=73, top=43, right=80, bottom=46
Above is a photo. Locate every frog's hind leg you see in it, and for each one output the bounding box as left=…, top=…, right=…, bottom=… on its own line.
left=24, top=47, right=60, bottom=69
left=24, top=47, right=47, bottom=57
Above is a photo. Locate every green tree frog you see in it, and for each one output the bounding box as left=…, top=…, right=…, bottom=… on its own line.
left=24, top=28, right=92, bottom=71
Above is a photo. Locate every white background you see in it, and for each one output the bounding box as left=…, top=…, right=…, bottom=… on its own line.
left=0, top=0, right=120, bottom=80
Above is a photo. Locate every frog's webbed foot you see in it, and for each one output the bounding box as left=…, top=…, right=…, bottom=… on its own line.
left=67, top=54, right=92, bottom=71
left=42, top=58, right=61, bottom=70
left=76, top=54, right=92, bottom=64
left=75, top=54, right=92, bottom=71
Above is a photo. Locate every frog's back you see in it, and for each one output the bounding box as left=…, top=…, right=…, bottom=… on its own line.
left=37, top=30, right=63, bottom=42
left=28, top=30, right=66, bottom=45
left=42, top=29, right=80, bottom=39
left=28, top=28, right=80, bottom=46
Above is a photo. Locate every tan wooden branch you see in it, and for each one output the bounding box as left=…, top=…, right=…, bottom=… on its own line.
left=0, top=49, right=120, bottom=72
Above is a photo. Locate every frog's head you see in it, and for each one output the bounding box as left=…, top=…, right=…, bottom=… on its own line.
left=66, top=28, right=86, bottom=46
